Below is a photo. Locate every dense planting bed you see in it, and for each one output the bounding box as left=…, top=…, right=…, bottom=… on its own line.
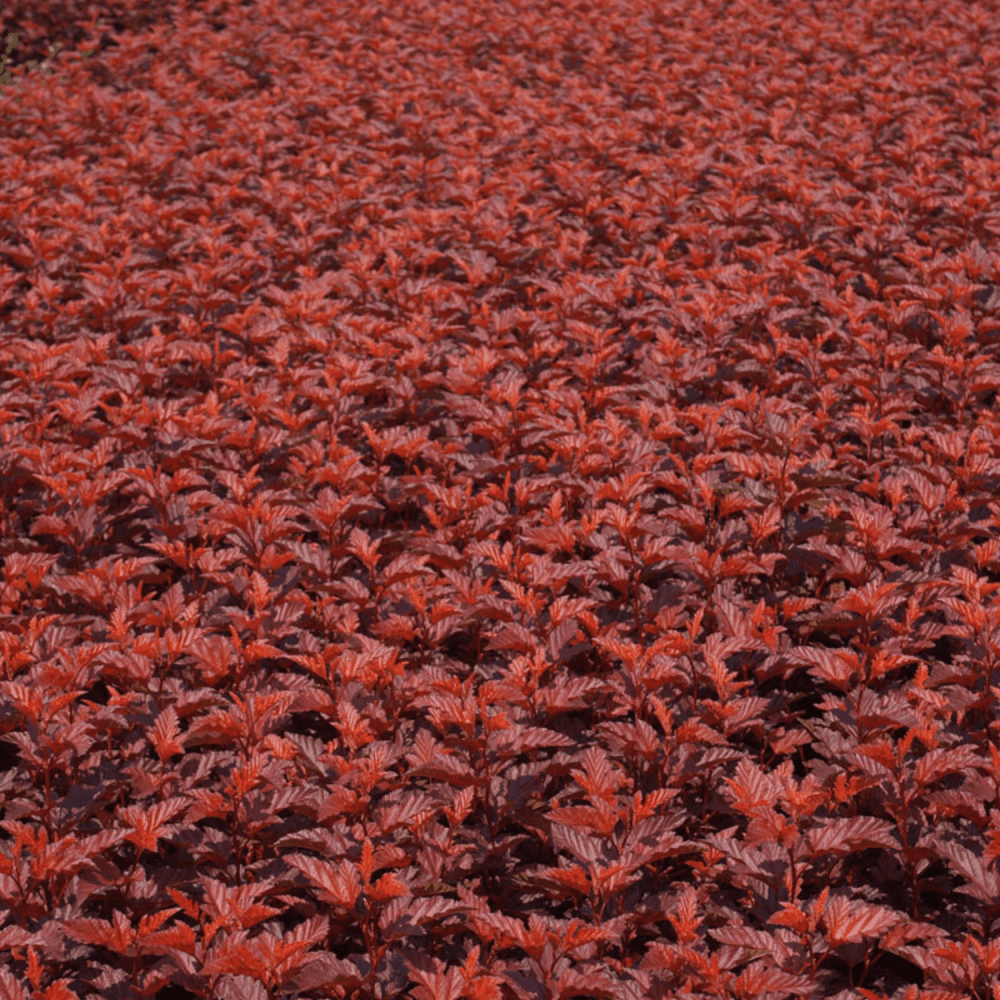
left=1, top=1, right=1000, bottom=998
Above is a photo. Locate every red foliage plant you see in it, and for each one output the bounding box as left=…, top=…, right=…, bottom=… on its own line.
left=1, top=0, right=1000, bottom=999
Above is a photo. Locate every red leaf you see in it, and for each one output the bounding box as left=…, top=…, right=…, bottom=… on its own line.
left=143, top=921, right=199, bottom=956
left=0, top=968, right=27, bottom=1000
left=732, top=961, right=811, bottom=999
left=407, top=958, right=465, bottom=1000
left=118, top=796, right=188, bottom=855
left=359, top=837, right=375, bottom=886
left=667, top=886, right=702, bottom=945
left=823, top=896, right=904, bottom=946
left=150, top=704, right=184, bottom=761
left=550, top=824, right=607, bottom=864
left=287, top=853, right=361, bottom=910
left=806, top=816, right=899, bottom=856
left=61, top=911, right=135, bottom=954
left=938, top=840, right=1000, bottom=905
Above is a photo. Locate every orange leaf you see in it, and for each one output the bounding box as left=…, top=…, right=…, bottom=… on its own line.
left=370, top=873, right=410, bottom=902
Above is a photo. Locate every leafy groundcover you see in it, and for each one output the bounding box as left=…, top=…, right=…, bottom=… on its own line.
left=2, top=0, right=1000, bottom=998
